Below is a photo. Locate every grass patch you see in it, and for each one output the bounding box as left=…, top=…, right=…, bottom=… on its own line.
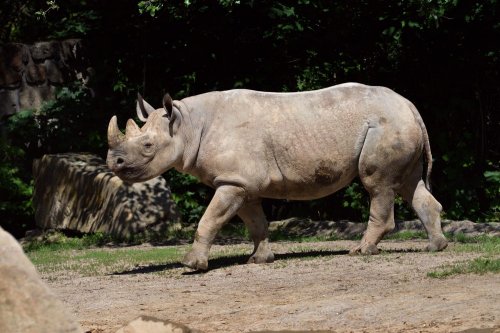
left=449, top=234, right=500, bottom=254
left=22, top=228, right=196, bottom=254
left=23, top=232, right=114, bottom=252
left=427, top=257, right=500, bottom=278
left=385, top=230, right=428, bottom=240
left=428, top=235, right=500, bottom=278
left=28, top=246, right=184, bottom=276
left=28, top=239, right=251, bottom=277
left=25, top=226, right=499, bottom=279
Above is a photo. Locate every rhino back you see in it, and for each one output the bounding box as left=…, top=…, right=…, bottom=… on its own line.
left=182, top=83, right=419, bottom=200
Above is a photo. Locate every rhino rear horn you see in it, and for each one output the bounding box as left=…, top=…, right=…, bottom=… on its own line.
left=108, top=116, right=125, bottom=148
left=125, top=118, right=141, bottom=137
left=136, top=93, right=156, bottom=122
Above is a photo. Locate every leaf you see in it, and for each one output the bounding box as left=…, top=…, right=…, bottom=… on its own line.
left=484, top=171, right=500, bottom=183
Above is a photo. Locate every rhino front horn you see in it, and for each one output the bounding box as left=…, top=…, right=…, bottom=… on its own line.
left=107, top=116, right=125, bottom=148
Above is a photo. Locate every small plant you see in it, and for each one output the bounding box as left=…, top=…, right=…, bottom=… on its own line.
left=385, top=230, right=428, bottom=240
left=23, top=231, right=113, bottom=252
left=28, top=245, right=183, bottom=276
left=165, top=169, right=211, bottom=224
left=0, top=141, right=34, bottom=237
left=427, top=258, right=500, bottom=278
left=427, top=235, right=499, bottom=278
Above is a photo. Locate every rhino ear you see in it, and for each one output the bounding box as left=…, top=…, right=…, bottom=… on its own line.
left=136, top=93, right=155, bottom=122
left=162, top=93, right=174, bottom=120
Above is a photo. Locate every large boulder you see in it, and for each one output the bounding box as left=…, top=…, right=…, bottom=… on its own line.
left=0, top=227, right=82, bottom=333
left=33, top=153, right=181, bottom=238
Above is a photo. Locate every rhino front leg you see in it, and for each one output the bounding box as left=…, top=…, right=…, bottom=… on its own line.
left=182, top=185, right=246, bottom=270
left=237, top=200, right=274, bottom=264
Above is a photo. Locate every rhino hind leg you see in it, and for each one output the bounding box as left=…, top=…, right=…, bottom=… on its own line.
left=398, top=176, right=448, bottom=252
left=237, top=200, right=274, bottom=264
left=350, top=126, right=402, bottom=255
left=349, top=188, right=396, bottom=255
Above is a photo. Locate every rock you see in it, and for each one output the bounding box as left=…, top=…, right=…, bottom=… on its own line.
left=25, top=61, right=47, bottom=84
left=30, top=41, right=60, bottom=62
left=269, top=218, right=366, bottom=239
left=0, top=39, right=91, bottom=115
left=0, top=226, right=82, bottom=333
left=392, top=220, right=500, bottom=237
left=269, top=218, right=500, bottom=239
left=0, top=89, right=20, bottom=117
left=33, top=153, right=181, bottom=238
left=18, top=83, right=55, bottom=110
left=116, top=316, right=201, bottom=333
left=0, top=67, right=22, bottom=88
left=0, top=43, right=28, bottom=88
left=45, top=59, right=66, bottom=84
left=442, top=220, right=500, bottom=237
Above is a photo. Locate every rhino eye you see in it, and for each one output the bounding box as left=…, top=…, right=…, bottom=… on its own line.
left=144, top=142, right=153, bottom=149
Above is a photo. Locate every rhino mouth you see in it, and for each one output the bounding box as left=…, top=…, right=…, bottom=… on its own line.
left=113, top=161, right=156, bottom=183
left=115, top=166, right=147, bottom=181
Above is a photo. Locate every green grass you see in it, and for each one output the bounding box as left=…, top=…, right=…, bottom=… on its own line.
left=427, top=257, right=500, bottom=278
left=385, top=230, right=428, bottom=240
left=451, top=236, right=500, bottom=254
left=24, top=228, right=499, bottom=279
left=428, top=235, right=500, bottom=278
left=28, top=246, right=184, bottom=276
left=26, top=232, right=252, bottom=277
left=23, top=232, right=114, bottom=252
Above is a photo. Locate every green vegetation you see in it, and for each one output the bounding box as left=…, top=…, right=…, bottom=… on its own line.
left=385, top=230, right=428, bottom=240
left=428, top=235, right=500, bottom=278
left=23, top=227, right=499, bottom=278
left=449, top=234, right=500, bottom=254
left=28, top=245, right=183, bottom=276
left=23, top=232, right=113, bottom=253
left=427, top=258, right=500, bottom=278
left=1, top=1, right=499, bottom=236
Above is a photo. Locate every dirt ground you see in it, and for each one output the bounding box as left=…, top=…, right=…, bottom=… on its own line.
left=45, top=240, right=500, bottom=333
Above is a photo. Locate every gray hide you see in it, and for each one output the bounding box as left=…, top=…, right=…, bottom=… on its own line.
left=107, top=83, right=448, bottom=270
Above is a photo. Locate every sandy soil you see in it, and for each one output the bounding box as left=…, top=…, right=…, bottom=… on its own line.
left=45, top=240, right=500, bottom=333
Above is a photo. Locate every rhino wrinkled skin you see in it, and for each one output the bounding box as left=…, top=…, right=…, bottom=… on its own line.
left=107, top=83, right=448, bottom=270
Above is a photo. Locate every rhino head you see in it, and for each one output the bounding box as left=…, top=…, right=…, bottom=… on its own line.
left=106, top=93, right=183, bottom=183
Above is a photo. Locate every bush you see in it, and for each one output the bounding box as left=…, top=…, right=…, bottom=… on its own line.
left=0, top=141, right=34, bottom=237
left=0, top=83, right=104, bottom=236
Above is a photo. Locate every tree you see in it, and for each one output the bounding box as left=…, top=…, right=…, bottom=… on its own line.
left=1, top=0, right=498, bottom=237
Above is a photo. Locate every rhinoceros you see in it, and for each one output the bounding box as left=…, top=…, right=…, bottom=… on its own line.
left=106, top=83, right=448, bottom=270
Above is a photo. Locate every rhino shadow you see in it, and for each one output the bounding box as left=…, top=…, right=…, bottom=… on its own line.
left=111, top=247, right=422, bottom=275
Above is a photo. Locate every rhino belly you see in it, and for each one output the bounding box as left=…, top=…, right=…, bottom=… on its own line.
left=262, top=157, right=358, bottom=200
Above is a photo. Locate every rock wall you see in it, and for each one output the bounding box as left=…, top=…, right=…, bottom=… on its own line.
left=269, top=218, right=500, bottom=239
left=0, top=39, right=90, bottom=118
left=33, top=153, right=181, bottom=239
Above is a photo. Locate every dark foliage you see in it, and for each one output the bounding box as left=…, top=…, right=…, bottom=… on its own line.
left=1, top=0, right=499, bottom=237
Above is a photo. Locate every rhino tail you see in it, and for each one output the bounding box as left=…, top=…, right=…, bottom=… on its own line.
left=407, top=101, right=433, bottom=192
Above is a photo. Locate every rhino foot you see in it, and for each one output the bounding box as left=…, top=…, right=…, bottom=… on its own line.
left=349, top=243, right=380, bottom=255
left=425, top=236, right=448, bottom=252
left=247, top=251, right=274, bottom=264
left=182, top=250, right=208, bottom=271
